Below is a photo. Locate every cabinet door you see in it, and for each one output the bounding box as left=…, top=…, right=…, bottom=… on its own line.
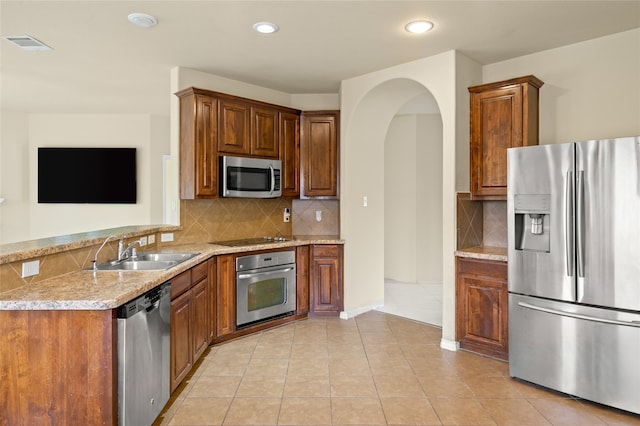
left=216, top=254, right=236, bottom=337
left=455, top=257, right=508, bottom=360
left=195, top=95, right=218, bottom=197
left=178, top=90, right=218, bottom=199
left=296, top=245, right=310, bottom=315
left=470, top=85, right=522, bottom=199
left=251, top=106, right=279, bottom=158
left=191, top=278, right=209, bottom=361
left=219, top=99, right=250, bottom=155
left=301, top=112, right=339, bottom=198
left=310, top=245, right=343, bottom=314
left=208, top=258, right=217, bottom=343
left=280, top=112, right=300, bottom=198
left=170, top=290, right=192, bottom=392
left=469, top=76, right=543, bottom=200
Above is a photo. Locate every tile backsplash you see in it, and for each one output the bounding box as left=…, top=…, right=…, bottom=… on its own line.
left=483, top=201, right=507, bottom=248
left=456, top=193, right=507, bottom=249
left=456, top=193, right=483, bottom=249
left=292, top=200, right=340, bottom=235
left=174, top=198, right=293, bottom=244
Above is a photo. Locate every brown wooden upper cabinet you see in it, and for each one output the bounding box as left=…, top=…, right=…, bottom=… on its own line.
left=280, top=111, right=301, bottom=198
left=251, top=106, right=279, bottom=158
left=176, top=87, right=300, bottom=199
left=218, top=98, right=251, bottom=155
left=301, top=111, right=340, bottom=199
left=178, top=89, right=218, bottom=199
left=469, top=75, right=543, bottom=200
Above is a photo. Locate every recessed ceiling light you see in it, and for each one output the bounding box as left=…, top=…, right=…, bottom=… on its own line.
left=128, top=13, right=158, bottom=28
left=252, top=22, right=279, bottom=34
left=405, top=20, right=434, bottom=34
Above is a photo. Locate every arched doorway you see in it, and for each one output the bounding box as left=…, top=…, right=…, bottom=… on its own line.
left=340, top=51, right=467, bottom=347
left=381, top=92, right=443, bottom=326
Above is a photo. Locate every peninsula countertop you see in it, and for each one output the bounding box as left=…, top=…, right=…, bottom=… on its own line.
left=0, top=236, right=343, bottom=311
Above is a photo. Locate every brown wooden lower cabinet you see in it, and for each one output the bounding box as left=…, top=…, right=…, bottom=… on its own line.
left=216, top=254, right=236, bottom=338
left=309, top=244, right=343, bottom=315
left=0, top=309, right=117, bottom=425
left=170, top=260, right=211, bottom=393
left=456, top=256, right=508, bottom=360
left=296, top=245, right=310, bottom=315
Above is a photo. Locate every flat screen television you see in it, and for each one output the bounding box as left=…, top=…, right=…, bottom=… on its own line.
left=38, top=147, right=137, bottom=204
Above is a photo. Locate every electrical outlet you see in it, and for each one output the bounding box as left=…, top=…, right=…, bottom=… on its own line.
left=148, top=234, right=155, bottom=244
left=139, top=236, right=147, bottom=246
left=161, top=233, right=174, bottom=242
left=283, top=207, right=291, bottom=223
left=315, top=210, right=322, bottom=222
left=22, top=260, right=40, bottom=278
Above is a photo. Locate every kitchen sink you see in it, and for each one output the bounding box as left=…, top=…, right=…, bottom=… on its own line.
left=91, top=252, right=199, bottom=271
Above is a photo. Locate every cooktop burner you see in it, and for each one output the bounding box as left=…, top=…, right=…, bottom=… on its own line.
left=211, top=236, right=291, bottom=247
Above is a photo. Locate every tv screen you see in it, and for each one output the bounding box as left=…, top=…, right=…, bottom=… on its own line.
left=38, top=147, right=137, bottom=204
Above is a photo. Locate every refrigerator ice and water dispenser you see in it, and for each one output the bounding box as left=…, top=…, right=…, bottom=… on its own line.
left=514, top=194, right=551, bottom=253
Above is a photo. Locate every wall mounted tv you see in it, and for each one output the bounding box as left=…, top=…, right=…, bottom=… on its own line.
left=38, top=147, right=137, bottom=204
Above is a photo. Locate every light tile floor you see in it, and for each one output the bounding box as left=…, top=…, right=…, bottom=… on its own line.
left=154, top=311, right=640, bottom=425
left=380, top=279, right=443, bottom=327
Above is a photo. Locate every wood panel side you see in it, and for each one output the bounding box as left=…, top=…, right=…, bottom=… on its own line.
left=0, top=310, right=116, bottom=426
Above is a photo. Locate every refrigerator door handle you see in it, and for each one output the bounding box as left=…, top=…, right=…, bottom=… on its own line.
left=518, top=302, right=640, bottom=328
left=565, top=171, right=575, bottom=277
left=576, top=170, right=585, bottom=278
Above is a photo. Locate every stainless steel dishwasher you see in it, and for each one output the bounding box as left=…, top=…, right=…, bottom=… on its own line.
left=117, top=281, right=171, bottom=426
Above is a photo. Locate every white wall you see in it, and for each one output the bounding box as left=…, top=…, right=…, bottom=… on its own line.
left=0, top=112, right=167, bottom=243
left=0, top=110, right=29, bottom=243
left=385, top=115, right=417, bottom=282
left=483, top=28, right=640, bottom=144
left=416, top=114, right=444, bottom=282
left=28, top=114, right=159, bottom=239
left=384, top=113, right=443, bottom=283
left=340, top=51, right=481, bottom=345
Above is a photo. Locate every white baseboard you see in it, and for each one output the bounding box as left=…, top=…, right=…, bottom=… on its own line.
left=340, top=302, right=384, bottom=320
left=440, top=338, right=459, bottom=352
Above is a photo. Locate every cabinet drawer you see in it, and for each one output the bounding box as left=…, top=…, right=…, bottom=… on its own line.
left=191, top=261, right=208, bottom=283
left=171, top=269, right=192, bottom=298
left=457, top=257, right=506, bottom=279
left=311, top=245, right=339, bottom=258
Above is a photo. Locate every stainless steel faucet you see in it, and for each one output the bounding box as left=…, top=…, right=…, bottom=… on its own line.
left=118, top=238, right=141, bottom=261
left=93, top=235, right=117, bottom=270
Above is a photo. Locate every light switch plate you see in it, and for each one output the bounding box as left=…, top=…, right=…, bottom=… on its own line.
left=160, top=233, right=174, bottom=242
left=22, top=260, right=40, bottom=278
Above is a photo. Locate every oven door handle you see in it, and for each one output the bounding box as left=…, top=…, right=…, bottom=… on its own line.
left=238, top=267, right=294, bottom=280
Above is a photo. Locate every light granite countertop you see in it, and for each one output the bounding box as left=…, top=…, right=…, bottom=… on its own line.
left=454, top=246, right=508, bottom=262
left=0, top=225, right=181, bottom=265
left=0, top=236, right=343, bottom=311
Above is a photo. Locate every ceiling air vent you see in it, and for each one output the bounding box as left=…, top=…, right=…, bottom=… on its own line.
left=3, top=35, right=52, bottom=51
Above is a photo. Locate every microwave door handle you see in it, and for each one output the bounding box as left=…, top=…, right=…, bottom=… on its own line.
left=270, top=165, right=275, bottom=193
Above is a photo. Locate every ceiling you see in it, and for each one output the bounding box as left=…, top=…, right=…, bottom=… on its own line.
left=1, top=1, right=639, bottom=115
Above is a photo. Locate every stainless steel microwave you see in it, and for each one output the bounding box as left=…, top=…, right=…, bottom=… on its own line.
left=220, top=155, right=282, bottom=198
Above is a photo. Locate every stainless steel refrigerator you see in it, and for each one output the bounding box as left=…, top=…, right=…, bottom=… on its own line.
left=507, top=136, right=640, bottom=415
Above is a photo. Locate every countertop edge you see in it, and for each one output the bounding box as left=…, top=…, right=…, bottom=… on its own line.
left=455, top=246, right=508, bottom=262
left=0, top=237, right=343, bottom=310
left=0, top=225, right=182, bottom=265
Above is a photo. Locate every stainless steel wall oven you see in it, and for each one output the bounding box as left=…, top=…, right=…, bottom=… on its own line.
left=236, top=250, right=296, bottom=327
